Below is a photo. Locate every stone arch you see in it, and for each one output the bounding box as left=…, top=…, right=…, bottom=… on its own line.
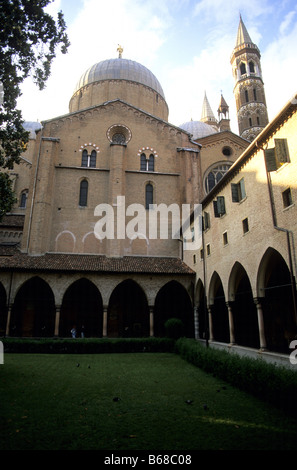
left=228, top=262, right=259, bottom=348
left=60, top=278, right=103, bottom=338
left=0, top=282, right=7, bottom=336
left=257, top=247, right=297, bottom=353
left=10, top=277, right=56, bottom=337
left=208, top=271, right=229, bottom=343
left=154, top=280, right=193, bottom=337
left=107, top=279, right=149, bottom=337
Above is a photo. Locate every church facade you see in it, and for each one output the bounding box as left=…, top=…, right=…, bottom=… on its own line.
left=1, top=18, right=296, bottom=355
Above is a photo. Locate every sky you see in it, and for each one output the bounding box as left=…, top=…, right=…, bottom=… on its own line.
left=17, top=0, right=297, bottom=134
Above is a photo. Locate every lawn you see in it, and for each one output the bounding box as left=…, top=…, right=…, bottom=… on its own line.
left=0, top=352, right=297, bottom=451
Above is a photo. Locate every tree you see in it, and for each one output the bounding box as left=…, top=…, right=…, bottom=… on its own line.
left=0, top=0, right=70, bottom=220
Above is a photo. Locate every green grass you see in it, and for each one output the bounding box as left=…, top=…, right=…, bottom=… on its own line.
left=1, top=353, right=297, bottom=450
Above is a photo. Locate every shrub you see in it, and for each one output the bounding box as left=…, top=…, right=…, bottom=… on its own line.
left=164, top=318, right=185, bottom=339
left=176, top=338, right=297, bottom=418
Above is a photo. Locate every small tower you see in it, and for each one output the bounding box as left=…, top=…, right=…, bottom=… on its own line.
left=230, top=15, right=269, bottom=141
left=217, top=93, right=230, bottom=131
left=201, top=92, right=218, bottom=128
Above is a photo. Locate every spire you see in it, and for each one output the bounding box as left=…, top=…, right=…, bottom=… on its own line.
left=218, top=93, right=230, bottom=131
left=218, top=93, right=229, bottom=117
left=236, top=15, right=253, bottom=47
left=201, top=92, right=217, bottom=124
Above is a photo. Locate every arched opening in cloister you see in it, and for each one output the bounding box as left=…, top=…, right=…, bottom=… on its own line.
left=60, top=278, right=103, bottom=338
left=229, top=262, right=259, bottom=348
left=258, top=248, right=297, bottom=353
left=10, top=277, right=55, bottom=337
left=107, top=280, right=149, bottom=337
left=0, top=282, right=7, bottom=336
left=154, top=280, right=193, bottom=337
left=195, top=280, right=207, bottom=339
left=209, top=272, right=229, bottom=343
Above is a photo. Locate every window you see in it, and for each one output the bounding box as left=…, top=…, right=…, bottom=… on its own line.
left=206, top=244, right=211, bottom=256
left=223, top=231, right=228, bottom=245
left=79, top=180, right=88, bottom=206
left=193, top=254, right=196, bottom=264
left=145, top=183, right=153, bottom=209
left=264, top=139, right=290, bottom=172
left=240, top=62, right=246, bottom=75
left=282, top=188, right=293, bottom=208
left=20, top=190, right=28, bottom=208
left=242, top=217, right=249, bottom=234
left=249, top=61, right=255, bottom=73
left=200, top=248, right=204, bottom=260
left=203, top=211, right=210, bottom=230
left=231, top=178, right=246, bottom=202
left=253, top=88, right=257, bottom=100
left=245, top=90, right=249, bottom=103
left=81, top=149, right=96, bottom=168
left=249, top=117, right=252, bottom=127
left=213, top=196, right=226, bottom=217
left=112, top=133, right=126, bottom=144
left=205, top=163, right=232, bottom=193
left=140, top=153, right=155, bottom=172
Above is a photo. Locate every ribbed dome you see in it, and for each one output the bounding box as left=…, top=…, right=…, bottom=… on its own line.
left=179, top=120, right=218, bottom=139
left=74, top=58, right=165, bottom=100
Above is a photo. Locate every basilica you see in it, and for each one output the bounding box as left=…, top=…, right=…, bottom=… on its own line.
left=0, top=17, right=296, bottom=357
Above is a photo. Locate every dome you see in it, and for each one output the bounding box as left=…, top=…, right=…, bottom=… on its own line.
left=179, top=120, right=218, bottom=139
left=70, top=57, right=168, bottom=120
left=74, top=58, right=165, bottom=100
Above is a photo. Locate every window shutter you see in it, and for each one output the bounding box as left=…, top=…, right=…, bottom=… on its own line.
left=217, top=196, right=225, bottom=215
left=275, top=139, right=289, bottom=164
left=231, top=183, right=239, bottom=202
left=239, top=178, right=246, bottom=199
left=264, top=148, right=277, bottom=172
left=213, top=200, right=219, bottom=218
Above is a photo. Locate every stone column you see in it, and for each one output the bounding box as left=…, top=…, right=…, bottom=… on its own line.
left=54, top=305, right=61, bottom=337
left=226, top=302, right=236, bottom=344
left=149, top=306, right=154, bottom=337
left=194, top=306, right=200, bottom=339
left=254, top=298, right=267, bottom=350
left=5, top=304, right=12, bottom=336
left=103, top=306, right=108, bottom=337
left=208, top=306, right=214, bottom=341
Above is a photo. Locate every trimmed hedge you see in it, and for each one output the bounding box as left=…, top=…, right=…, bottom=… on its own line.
left=1, top=337, right=175, bottom=354
left=176, top=338, right=297, bottom=418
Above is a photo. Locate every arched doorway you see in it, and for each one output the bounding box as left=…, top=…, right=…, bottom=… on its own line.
left=229, top=263, right=259, bottom=348
left=258, top=248, right=297, bottom=353
left=0, top=282, right=7, bottom=336
left=10, top=277, right=55, bottom=337
left=195, top=280, right=207, bottom=340
left=154, top=281, right=193, bottom=337
left=107, top=280, right=149, bottom=337
left=60, top=278, right=103, bottom=337
left=209, top=272, right=229, bottom=343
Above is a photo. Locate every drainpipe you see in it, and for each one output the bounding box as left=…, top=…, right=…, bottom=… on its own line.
left=26, top=124, right=44, bottom=253
left=262, top=146, right=297, bottom=328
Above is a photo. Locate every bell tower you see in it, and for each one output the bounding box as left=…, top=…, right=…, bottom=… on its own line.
left=230, top=15, right=269, bottom=141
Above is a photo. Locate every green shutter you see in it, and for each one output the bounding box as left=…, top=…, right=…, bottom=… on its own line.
left=231, top=183, right=239, bottom=202
left=275, top=139, right=289, bottom=164
left=217, top=196, right=226, bottom=215
left=239, top=178, right=246, bottom=199
left=264, top=148, right=277, bottom=172
left=213, top=200, right=219, bottom=217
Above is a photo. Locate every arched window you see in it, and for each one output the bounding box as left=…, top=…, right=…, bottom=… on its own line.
left=148, top=154, right=154, bottom=171
left=245, top=89, right=249, bottom=103
left=240, top=62, right=246, bottom=75
left=204, top=164, right=232, bottom=194
left=79, top=180, right=88, bottom=207
left=140, top=153, right=155, bottom=172
left=249, top=61, right=255, bottom=73
left=145, top=183, right=153, bottom=209
left=20, top=190, right=28, bottom=208
left=81, top=149, right=96, bottom=168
